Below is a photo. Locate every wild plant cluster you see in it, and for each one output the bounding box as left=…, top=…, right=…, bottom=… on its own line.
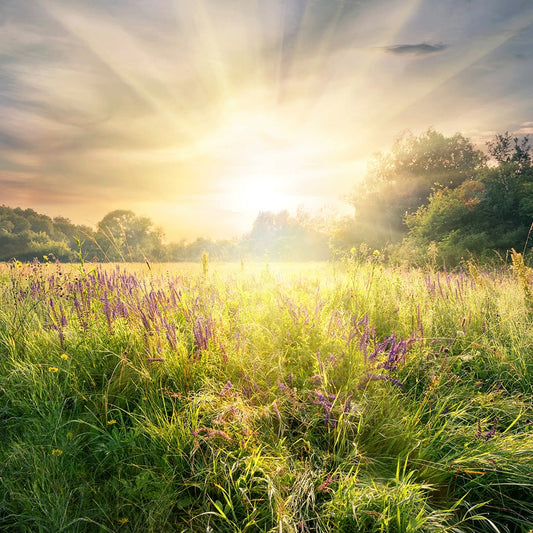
left=0, top=257, right=532, bottom=532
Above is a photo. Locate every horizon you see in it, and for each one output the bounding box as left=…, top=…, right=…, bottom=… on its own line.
left=1, top=0, right=533, bottom=240
left=0, top=201, right=341, bottom=245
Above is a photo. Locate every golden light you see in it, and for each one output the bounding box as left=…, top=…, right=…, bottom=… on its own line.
left=210, top=112, right=327, bottom=222
left=231, top=173, right=295, bottom=214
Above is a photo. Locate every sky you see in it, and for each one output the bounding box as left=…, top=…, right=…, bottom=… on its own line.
left=1, top=0, right=533, bottom=241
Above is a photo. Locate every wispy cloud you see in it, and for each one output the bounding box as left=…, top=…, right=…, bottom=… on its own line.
left=516, top=122, right=533, bottom=135
left=382, top=42, right=448, bottom=55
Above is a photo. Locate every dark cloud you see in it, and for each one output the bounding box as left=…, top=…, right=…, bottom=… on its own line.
left=383, top=43, right=448, bottom=55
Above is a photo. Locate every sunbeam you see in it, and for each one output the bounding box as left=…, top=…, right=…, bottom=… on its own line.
left=3, top=0, right=533, bottom=240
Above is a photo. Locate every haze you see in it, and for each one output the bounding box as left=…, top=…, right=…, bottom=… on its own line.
left=1, top=0, right=533, bottom=240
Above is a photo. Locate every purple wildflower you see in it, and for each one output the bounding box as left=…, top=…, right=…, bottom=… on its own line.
left=475, top=417, right=499, bottom=442
left=193, top=315, right=215, bottom=352
left=219, top=381, right=233, bottom=396
left=311, top=390, right=337, bottom=427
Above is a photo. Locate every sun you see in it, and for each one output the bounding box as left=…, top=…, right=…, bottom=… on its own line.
left=213, top=113, right=315, bottom=215
left=232, top=173, right=295, bottom=213
left=204, top=109, right=349, bottom=233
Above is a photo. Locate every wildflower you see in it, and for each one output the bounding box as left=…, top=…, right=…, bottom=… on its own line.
left=350, top=247, right=356, bottom=255
left=60, top=354, right=68, bottom=360
left=484, top=420, right=498, bottom=442
left=272, top=400, right=281, bottom=420
left=107, top=419, right=117, bottom=425
left=193, top=315, right=215, bottom=352
left=311, top=390, right=337, bottom=427
left=118, top=518, right=129, bottom=524
left=373, top=250, right=380, bottom=256
left=193, top=426, right=231, bottom=441
left=475, top=417, right=498, bottom=442
left=219, top=381, right=233, bottom=396
left=277, top=379, right=289, bottom=392
left=51, top=449, right=63, bottom=456
left=310, top=374, right=323, bottom=386
left=48, top=367, right=59, bottom=373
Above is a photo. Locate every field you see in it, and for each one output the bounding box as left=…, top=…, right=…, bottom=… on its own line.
left=0, top=257, right=532, bottom=532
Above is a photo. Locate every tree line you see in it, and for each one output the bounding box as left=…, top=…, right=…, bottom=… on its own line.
left=1, top=128, right=531, bottom=266
left=0, top=206, right=330, bottom=263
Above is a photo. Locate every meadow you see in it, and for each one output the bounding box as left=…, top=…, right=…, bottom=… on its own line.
left=0, top=255, right=532, bottom=532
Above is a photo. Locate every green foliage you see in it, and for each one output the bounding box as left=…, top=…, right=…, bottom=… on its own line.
left=0, top=206, right=90, bottom=262
left=335, top=129, right=533, bottom=266
left=0, top=205, right=331, bottom=263
left=339, top=129, right=486, bottom=250
left=403, top=150, right=533, bottom=266
left=95, top=209, right=166, bottom=262
left=487, top=131, right=531, bottom=168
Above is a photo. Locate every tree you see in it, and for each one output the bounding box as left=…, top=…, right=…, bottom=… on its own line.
left=487, top=132, right=531, bottom=168
left=402, top=132, right=533, bottom=266
left=343, top=129, right=486, bottom=249
left=0, top=206, right=82, bottom=261
left=242, top=211, right=329, bottom=261
left=95, top=210, right=165, bottom=261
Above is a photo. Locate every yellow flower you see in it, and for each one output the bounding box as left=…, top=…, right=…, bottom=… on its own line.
left=60, top=354, right=68, bottom=360
left=118, top=518, right=129, bottom=524
left=51, top=449, right=63, bottom=456
left=350, top=247, right=356, bottom=255
left=48, top=367, right=59, bottom=373
left=107, top=419, right=117, bottom=425
left=373, top=250, right=380, bottom=256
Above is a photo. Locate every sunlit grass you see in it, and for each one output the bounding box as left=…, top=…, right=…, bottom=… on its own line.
left=0, top=259, right=532, bottom=531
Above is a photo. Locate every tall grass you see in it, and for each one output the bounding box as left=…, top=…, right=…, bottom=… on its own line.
left=0, top=258, right=532, bottom=532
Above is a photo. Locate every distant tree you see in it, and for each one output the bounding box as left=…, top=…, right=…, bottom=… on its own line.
left=24, top=209, right=54, bottom=235
left=242, top=210, right=329, bottom=261
left=51, top=216, right=100, bottom=260
left=0, top=206, right=82, bottom=261
left=96, top=210, right=165, bottom=262
left=1, top=207, right=31, bottom=233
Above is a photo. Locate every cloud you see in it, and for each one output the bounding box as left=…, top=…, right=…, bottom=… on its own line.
left=1, top=0, right=532, bottom=239
left=383, top=43, right=448, bottom=55
left=516, top=125, right=533, bottom=135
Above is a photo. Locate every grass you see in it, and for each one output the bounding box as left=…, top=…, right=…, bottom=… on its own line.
left=0, top=257, right=532, bottom=532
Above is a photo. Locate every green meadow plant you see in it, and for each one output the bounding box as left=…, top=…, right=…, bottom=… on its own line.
left=202, top=251, right=209, bottom=277
left=0, top=258, right=532, bottom=531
